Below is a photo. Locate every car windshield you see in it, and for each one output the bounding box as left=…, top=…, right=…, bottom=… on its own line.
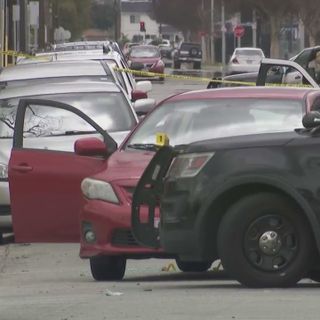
left=126, top=98, right=303, bottom=148
left=0, top=92, right=136, bottom=138
left=180, top=43, right=201, bottom=51
left=130, top=47, right=160, bottom=58
left=236, top=49, right=263, bottom=57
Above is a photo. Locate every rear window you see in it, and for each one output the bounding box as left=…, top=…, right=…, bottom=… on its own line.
left=180, top=43, right=201, bottom=51
left=236, top=49, right=263, bottom=57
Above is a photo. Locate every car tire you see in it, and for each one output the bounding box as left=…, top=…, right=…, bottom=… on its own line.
left=193, top=62, right=201, bottom=70
left=90, top=256, right=126, bottom=281
left=217, top=193, right=313, bottom=288
left=307, top=269, right=320, bottom=282
left=174, top=61, right=181, bottom=69
left=176, top=258, right=212, bottom=272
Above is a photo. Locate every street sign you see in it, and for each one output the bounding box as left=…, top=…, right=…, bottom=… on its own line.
left=234, top=25, right=245, bottom=38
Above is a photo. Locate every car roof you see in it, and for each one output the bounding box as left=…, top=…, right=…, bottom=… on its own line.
left=168, top=87, right=317, bottom=102
left=0, top=60, right=107, bottom=82
left=131, top=45, right=158, bottom=49
left=0, top=81, right=120, bottom=100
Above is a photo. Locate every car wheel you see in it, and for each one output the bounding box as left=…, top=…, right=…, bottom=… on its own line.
left=217, top=193, right=313, bottom=288
left=176, top=258, right=212, bottom=272
left=307, top=269, right=320, bottom=282
left=193, top=62, right=201, bottom=70
left=174, top=61, right=181, bottom=69
left=90, top=256, right=126, bottom=281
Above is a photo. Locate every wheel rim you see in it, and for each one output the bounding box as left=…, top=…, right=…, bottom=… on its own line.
left=244, top=214, right=298, bottom=272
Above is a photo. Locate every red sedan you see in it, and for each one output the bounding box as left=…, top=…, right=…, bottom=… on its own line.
left=78, top=87, right=320, bottom=280
left=127, top=45, right=165, bottom=81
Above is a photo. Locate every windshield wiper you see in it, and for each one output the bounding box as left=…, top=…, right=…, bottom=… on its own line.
left=65, top=130, right=96, bottom=135
left=127, top=143, right=159, bottom=151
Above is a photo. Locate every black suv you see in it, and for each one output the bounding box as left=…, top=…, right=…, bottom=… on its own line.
left=173, top=42, right=202, bottom=69
left=132, top=106, right=320, bottom=288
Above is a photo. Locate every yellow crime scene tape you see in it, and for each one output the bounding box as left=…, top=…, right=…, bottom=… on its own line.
left=0, top=50, right=314, bottom=88
left=113, top=66, right=313, bottom=88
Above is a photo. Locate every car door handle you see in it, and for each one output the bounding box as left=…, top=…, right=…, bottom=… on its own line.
left=11, top=165, right=33, bottom=173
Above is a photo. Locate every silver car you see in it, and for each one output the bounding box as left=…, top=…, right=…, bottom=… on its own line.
left=0, top=81, right=140, bottom=235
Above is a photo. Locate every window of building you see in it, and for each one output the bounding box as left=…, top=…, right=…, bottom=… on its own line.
left=130, top=15, right=140, bottom=24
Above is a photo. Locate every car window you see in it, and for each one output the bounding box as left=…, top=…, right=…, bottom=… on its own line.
left=294, top=49, right=312, bottom=68
left=0, top=92, right=136, bottom=139
left=107, top=61, right=127, bottom=93
left=127, top=98, right=303, bottom=147
left=180, top=43, right=201, bottom=51
left=21, top=103, right=104, bottom=152
left=235, top=49, right=263, bottom=57
left=130, top=47, right=160, bottom=58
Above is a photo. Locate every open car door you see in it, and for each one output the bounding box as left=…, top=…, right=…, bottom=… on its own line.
left=131, top=146, right=175, bottom=248
left=256, top=58, right=319, bottom=88
left=9, top=99, right=116, bottom=243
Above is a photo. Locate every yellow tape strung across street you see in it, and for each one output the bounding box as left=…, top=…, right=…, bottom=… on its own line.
left=0, top=50, right=313, bottom=88
left=113, top=67, right=314, bottom=88
left=113, top=66, right=256, bottom=86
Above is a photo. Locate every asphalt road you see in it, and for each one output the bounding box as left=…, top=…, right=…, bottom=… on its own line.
left=1, top=78, right=320, bottom=320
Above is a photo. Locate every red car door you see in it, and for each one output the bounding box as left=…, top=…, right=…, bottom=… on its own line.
left=9, top=99, right=116, bottom=243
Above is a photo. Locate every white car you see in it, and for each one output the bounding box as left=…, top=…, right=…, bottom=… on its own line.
left=228, top=47, right=265, bottom=75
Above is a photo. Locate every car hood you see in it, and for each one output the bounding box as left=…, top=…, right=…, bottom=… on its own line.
left=185, top=131, right=299, bottom=153
left=92, top=149, right=154, bottom=182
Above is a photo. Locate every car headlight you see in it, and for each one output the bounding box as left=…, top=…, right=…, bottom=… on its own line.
left=81, top=178, right=119, bottom=204
left=0, top=163, right=8, bottom=179
left=167, top=152, right=215, bottom=178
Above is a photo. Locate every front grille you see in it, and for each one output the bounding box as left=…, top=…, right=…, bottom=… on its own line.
left=112, top=229, right=140, bottom=247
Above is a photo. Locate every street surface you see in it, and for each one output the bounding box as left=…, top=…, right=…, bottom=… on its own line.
left=1, top=76, right=319, bottom=320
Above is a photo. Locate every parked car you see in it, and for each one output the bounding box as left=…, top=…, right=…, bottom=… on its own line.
left=173, top=42, right=202, bottom=70
left=207, top=59, right=319, bottom=89
left=0, top=60, right=111, bottom=89
left=16, top=51, right=153, bottom=102
left=132, top=89, right=320, bottom=288
left=158, top=40, right=173, bottom=59
left=0, top=81, right=154, bottom=239
left=127, top=45, right=165, bottom=81
left=78, top=86, right=319, bottom=281
left=227, top=47, right=265, bottom=75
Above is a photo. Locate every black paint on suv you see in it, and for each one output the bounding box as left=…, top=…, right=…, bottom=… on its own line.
left=173, top=42, right=202, bottom=70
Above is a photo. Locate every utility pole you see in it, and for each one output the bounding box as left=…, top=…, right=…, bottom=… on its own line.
left=252, top=9, right=257, bottom=47
left=210, top=0, right=215, bottom=64
left=221, top=0, right=226, bottom=75
left=113, top=0, right=121, bottom=41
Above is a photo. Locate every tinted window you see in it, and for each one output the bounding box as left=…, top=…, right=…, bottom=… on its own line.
left=127, top=98, right=303, bottom=147
left=0, top=92, right=136, bottom=138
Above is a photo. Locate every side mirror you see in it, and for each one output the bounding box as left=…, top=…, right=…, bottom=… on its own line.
left=74, top=137, right=108, bottom=157
left=131, top=89, right=148, bottom=102
left=133, top=98, right=156, bottom=117
left=302, top=111, right=320, bottom=129
left=135, top=80, right=152, bottom=93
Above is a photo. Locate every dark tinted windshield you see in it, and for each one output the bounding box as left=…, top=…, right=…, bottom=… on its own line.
left=0, top=92, right=136, bottom=138
left=127, top=98, right=303, bottom=147
left=180, top=43, right=201, bottom=51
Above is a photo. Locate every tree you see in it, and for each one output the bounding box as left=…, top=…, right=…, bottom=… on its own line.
left=228, top=0, right=294, bottom=58
left=90, top=1, right=115, bottom=30
left=294, top=0, right=320, bottom=46
left=51, top=0, right=91, bottom=40
left=152, top=0, right=202, bottom=39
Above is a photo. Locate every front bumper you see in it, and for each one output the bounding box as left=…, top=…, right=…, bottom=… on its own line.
left=176, top=57, right=202, bottom=63
left=80, top=199, right=165, bottom=259
left=0, top=180, right=12, bottom=231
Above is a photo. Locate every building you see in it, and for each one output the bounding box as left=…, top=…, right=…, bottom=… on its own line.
left=120, top=0, right=181, bottom=43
